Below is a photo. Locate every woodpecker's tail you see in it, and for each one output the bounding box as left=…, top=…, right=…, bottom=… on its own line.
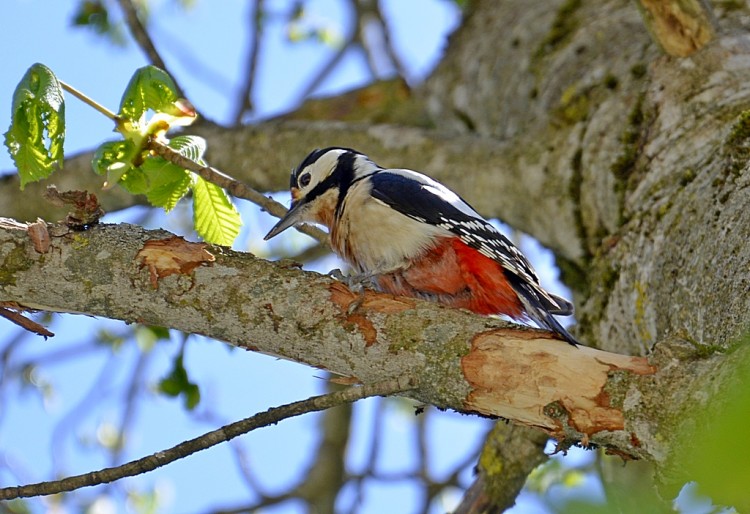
left=505, top=273, right=580, bottom=346
left=529, top=305, right=580, bottom=346
left=544, top=292, right=574, bottom=316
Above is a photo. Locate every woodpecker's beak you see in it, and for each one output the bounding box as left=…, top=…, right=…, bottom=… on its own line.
left=264, top=200, right=308, bottom=240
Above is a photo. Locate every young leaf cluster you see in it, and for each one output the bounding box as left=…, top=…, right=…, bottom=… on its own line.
left=4, top=64, right=241, bottom=246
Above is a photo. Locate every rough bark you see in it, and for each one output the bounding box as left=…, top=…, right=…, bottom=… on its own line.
left=419, top=0, right=750, bottom=354
left=0, top=221, right=651, bottom=448
left=422, top=0, right=750, bottom=502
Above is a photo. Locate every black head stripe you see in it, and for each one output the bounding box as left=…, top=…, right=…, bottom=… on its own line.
left=291, top=147, right=363, bottom=189
left=288, top=148, right=361, bottom=209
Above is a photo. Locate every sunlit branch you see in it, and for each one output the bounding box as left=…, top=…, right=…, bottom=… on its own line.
left=0, top=375, right=418, bottom=500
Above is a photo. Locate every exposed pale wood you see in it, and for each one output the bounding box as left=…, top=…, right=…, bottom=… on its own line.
left=462, top=330, right=654, bottom=436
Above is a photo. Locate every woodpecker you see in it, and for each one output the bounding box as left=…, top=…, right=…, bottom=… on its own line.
left=264, top=147, right=579, bottom=346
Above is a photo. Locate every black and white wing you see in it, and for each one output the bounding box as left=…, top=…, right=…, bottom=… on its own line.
left=368, top=168, right=577, bottom=344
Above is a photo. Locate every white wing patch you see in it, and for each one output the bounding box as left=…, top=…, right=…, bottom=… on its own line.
left=388, top=168, right=483, bottom=219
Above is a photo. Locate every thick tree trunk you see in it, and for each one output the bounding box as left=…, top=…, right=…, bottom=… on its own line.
left=418, top=0, right=750, bottom=506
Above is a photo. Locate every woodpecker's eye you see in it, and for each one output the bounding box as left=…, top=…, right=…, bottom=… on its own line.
left=298, top=172, right=311, bottom=188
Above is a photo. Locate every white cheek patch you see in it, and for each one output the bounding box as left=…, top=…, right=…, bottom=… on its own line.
left=296, top=150, right=346, bottom=193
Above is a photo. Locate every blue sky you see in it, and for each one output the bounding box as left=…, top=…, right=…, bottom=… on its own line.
left=0, top=2, right=598, bottom=513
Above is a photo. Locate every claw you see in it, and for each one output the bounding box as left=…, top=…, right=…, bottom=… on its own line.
left=349, top=271, right=379, bottom=291
left=328, top=269, right=379, bottom=291
left=328, top=269, right=379, bottom=314
left=327, top=268, right=347, bottom=281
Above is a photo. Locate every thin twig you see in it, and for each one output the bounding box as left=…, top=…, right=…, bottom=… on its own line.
left=115, top=0, right=185, bottom=97
left=370, top=0, right=408, bottom=80
left=349, top=396, right=386, bottom=512
left=147, top=139, right=329, bottom=245
left=232, top=0, right=265, bottom=125
left=352, top=0, right=379, bottom=80
left=211, top=493, right=292, bottom=514
left=144, top=25, right=231, bottom=97
left=51, top=351, right=119, bottom=474
left=299, top=0, right=360, bottom=100
left=59, top=80, right=117, bottom=121
left=0, top=376, right=417, bottom=500
left=299, top=35, right=357, bottom=100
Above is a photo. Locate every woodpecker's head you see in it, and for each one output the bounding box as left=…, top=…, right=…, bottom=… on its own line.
left=264, top=147, right=379, bottom=240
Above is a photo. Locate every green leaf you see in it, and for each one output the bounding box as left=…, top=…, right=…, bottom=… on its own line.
left=4, top=63, right=66, bottom=189
left=95, top=328, right=126, bottom=350
left=120, top=167, right=151, bottom=195
left=141, top=158, right=192, bottom=212
left=681, top=346, right=750, bottom=512
left=192, top=176, right=242, bottom=246
left=71, top=0, right=126, bottom=46
left=92, top=139, right=137, bottom=186
left=158, top=353, right=200, bottom=410
left=169, top=134, right=206, bottom=162
left=119, top=65, right=179, bottom=122
left=142, top=135, right=206, bottom=211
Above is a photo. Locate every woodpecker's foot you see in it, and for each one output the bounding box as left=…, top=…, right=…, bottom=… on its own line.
left=328, top=270, right=379, bottom=314
left=327, top=268, right=347, bottom=282
left=328, top=269, right=379, bottom=292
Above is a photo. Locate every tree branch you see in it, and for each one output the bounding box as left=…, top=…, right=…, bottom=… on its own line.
left=0, top=120, right=584, bottom=261
left=0, top=304, right=53, bottom=338
left=455, top=424, right=548, bottom=513
left=115, top=0, right=185, bottom=97
left=0, top=219, right=666, bottom=461
left=232, top=0, right=265, bottom=125
left=0, top=375, right=416, bottom=500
